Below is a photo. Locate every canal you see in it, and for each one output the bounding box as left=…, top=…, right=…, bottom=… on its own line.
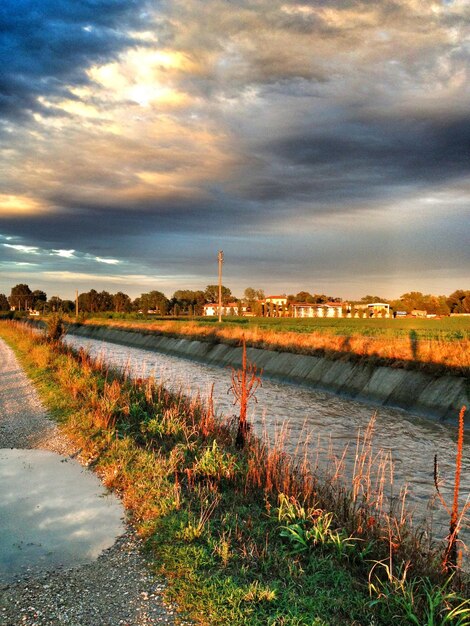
left=64, top=333, right=469, bottom=546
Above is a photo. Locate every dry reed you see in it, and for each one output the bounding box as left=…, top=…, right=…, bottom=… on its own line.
left=77, top=318, right=470, bottom=374
left=435, top=405, right=469, bottom=573
left=228, top=337, right=262, bottom=447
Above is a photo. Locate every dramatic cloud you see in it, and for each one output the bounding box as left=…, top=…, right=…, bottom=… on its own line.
left=0, top=0, right=469, bottom=298
left=0, top=0, right=155, bottom=122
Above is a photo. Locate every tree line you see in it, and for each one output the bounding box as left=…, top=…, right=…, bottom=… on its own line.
left=1, top=283, right=469, bottom=316
left=1, top=284, right=238, bottom=316
left=286, top=290, right=470, bottom=316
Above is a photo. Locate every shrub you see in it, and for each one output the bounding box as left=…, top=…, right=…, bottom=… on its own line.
left=46, top=313, right=65, bottom=343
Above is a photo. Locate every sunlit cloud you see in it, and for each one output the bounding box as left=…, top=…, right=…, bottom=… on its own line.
left=42, top=271, right=185, bottom=287
left=0, top=195, right=49, bottom=216
left=51, top=249, right=76, bottom=258
left=4, top=244, right=40, bottom=255
left=37, top=95, right=103, bottom=120
left=2, top=240, right=121, bottom=268
left=0, top=261, right=38, bottom=267
left=94, top=257, right=120, bottom=265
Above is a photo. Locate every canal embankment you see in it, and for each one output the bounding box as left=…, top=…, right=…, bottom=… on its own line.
left=67, top=323, right=469, bottom=422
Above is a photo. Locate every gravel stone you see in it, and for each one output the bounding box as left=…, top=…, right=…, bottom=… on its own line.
left=0, top=338, right=190, bottom=626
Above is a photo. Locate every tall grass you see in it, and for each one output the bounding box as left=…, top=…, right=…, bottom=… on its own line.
left=229, top=338, right=262, bottom=447
left=46, top=312, right=65, bottom=343
left=435, top=406, right=469, bottom=574
left=1, top=320, right=468, bottom=625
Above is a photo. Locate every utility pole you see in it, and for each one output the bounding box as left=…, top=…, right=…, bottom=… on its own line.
left=75, top=289, right=79, bottom=318
left=218, top=250, right=224, bottom=323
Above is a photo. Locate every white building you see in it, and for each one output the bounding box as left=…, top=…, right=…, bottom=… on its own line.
left=291, top=302, right=346, bottom=318
left=203, top=303, right=246, bottom=316
left=366, top=303, right=390, bottom=317
left=353, top=303, right=391, bottom=317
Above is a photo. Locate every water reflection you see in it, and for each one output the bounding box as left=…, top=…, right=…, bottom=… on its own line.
left=0, top=449, right=124, bottom=582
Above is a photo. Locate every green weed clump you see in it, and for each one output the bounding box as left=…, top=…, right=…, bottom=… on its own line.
left=0, top=320, right=468, bottom=626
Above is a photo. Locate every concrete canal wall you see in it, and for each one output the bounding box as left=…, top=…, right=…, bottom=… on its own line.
left=67, top=324, right=469, bottom=422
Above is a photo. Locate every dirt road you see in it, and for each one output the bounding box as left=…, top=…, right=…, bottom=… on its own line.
left=0, top=337, right=182, bottom=626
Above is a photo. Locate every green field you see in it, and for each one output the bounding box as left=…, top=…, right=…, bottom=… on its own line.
left=214, top=316, right=470, bottom=340
left=87, top=313, right=470, bottom=341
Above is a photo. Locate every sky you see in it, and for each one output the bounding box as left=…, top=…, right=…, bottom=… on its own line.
left=0, top=0, right=469, bottom=301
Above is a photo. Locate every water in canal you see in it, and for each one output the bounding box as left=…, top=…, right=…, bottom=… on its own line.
left=65, top=334, right=469, bottom=546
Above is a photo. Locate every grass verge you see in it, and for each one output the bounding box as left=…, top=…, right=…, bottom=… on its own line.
left=0, top=321, right=468, bottom=625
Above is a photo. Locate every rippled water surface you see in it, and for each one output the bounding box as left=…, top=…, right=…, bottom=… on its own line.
left=65, top=334, right=469, bottom=544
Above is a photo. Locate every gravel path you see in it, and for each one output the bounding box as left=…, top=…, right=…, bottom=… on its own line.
left=0, top=338, right=185, bottom=626
left=0, top=339, right=71, bottom=454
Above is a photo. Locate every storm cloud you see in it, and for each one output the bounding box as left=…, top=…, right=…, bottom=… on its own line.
left=0, top=0, right=469, bottom=298
left=0, top=0, right=153, bottom=121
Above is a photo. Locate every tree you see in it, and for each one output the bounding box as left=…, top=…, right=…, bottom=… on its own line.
left=243, top=288, right=264, bottom=315
left=32, top=290, right=47, bottom=310
left=204, top=284, right=232, bottom=304
left=244, top=287, right=256, bottom=302
left=9, top=284, right=32, bottom=310
left=243, top=287, right=264, bottom=303
left=78, top=290, right=114, bottom=312
left=295, top=291, right=314, bottom=303
left=113, top=291, right=132, bottom=313
left=138, top=290, right=169, bottom=315
left=447, top=290, right=470, bottom=314
left=390, top=292, right=453, bottom=315
left=78, top=289, right=99, bottom=313
left=46, top=296, right=74, bottom=314
left=48, top=296, right=63, bottom=312
left=390, top=292, right=426, bottom=313
left=61, top=300, right=75, bottom=314
left=360, top=295, right=388, bottom=304
left=252, top=300, right=263, bottom=316
left=172, top=290, right=206, bottom=314
left=0, top=293, right=9, bottom=310
left=424, top=295, right=450, bottom=316
left=96, top=291, right=113, bottom=312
